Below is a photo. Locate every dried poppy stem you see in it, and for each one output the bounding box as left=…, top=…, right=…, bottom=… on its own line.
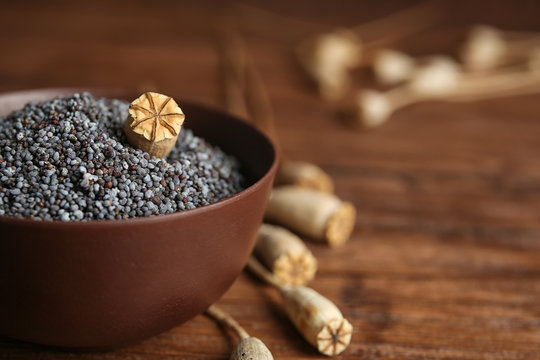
left=246, top=255, right=283, bottom=288
left=246, top=256, right=353, bottom=356
left=243, top=44, right=279, bottom=144
left=255, top=224, right=318, bottom=286
left=205, top=304, right=274, bottom=360
left=206, top=305, right=250, bottom=340
left=218, top=27, right=249, bottom=120
left=265, top=186, right=356, bottom=247
left=218, top=24, right=278, bottom=143
left=219, top=25, right=335, bottom=192
left=530, top=48, right=540, bottom=74
left=234, top=3, right=326, bottom=43
left=354, top=68, right=540, bottom=127
left=236, top=1, right=442, bottom=46
left=351, top=0, right=444, bottom=43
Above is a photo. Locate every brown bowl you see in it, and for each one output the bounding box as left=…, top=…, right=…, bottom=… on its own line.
left=0, top=89, right=278, bottom=350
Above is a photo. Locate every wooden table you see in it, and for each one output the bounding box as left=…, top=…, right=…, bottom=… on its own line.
left=1, top=1, right=539, bottom=359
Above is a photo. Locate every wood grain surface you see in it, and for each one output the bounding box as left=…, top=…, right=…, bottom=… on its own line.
left=1, top=1, right=539, bottom=359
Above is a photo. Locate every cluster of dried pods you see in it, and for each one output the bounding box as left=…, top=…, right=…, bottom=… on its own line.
left=295, top=3, right=540, bottom=128
left=198, top=5, right=540, bottom=359
left=201, top=23, right=358, bottom=359
left=296, top=1, right=443, bottom=101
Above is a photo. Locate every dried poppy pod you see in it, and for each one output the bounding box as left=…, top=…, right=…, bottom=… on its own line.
left=231, top=337, right=274, bottom=360
left=124, top=92, right=185, bottom=158
left=265, top=186, right=356, bottom=247
left=461, top=25, right=540, bottom=72
left=354, top=56, right=463, bottom=128
left=280, top=285, right=353, bottom=356
left=296, top=29, right=363, bottom=101
left=205, top=305, right=274, bottom=360
left=294, top=1, right=445, bottom=100
left=372, top=51, right=462, bottom=90
left=354, top=89, right=393, bottom=128
left=255, top=224, right=317, bottom=286
left=276, top=160, right=334, bottom=193
left=461, top=25, right=508, bottom=72
left=408, top=56, right=462, bottom=95
left=246, top=257, right=353, bottom=357
left=372, top=49, right=415, bottom=86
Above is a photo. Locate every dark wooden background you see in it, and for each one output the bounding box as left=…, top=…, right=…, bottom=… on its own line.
left=1, top=1, right=539, bottom=359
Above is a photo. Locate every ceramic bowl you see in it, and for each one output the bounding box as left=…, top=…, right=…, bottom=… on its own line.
left=0, top=89, right=278, bottom=350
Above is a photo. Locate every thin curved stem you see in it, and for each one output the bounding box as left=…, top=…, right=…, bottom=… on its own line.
left=205, top=305, right=250, bottom=340
left=246, top=256, right=284, bottom=290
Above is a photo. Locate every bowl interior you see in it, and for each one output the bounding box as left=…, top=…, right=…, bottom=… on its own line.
left=0, top=88, right=277, bottom=226
left=0, top=88, right=275, bottom=194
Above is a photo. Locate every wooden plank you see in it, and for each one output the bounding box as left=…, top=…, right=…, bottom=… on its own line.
left=0, top=1, right=539, bottom=359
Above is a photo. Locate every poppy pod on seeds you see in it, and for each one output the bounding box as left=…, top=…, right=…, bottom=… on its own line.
left=124, top=92, right=185, bottom=158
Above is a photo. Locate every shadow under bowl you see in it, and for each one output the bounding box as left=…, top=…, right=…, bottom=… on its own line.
left=0, top=89, right=278, bottom=350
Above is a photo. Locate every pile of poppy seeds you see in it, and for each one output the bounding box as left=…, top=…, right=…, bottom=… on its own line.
left=0, top=93, right=244, bottom=221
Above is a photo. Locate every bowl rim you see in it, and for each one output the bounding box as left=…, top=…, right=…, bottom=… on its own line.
left=0, top=88, right=279, bottom=228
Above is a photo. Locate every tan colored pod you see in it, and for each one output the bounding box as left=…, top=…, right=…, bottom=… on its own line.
left=206, top=305, right=275, bottom=360
left=280, top=285, right=353, bottom=356
left=255, top=224, right=317, bottom=286
left=230, top=337, right=274, bottom=360
left=245, top=257, right=353, bottom=357
left=408, top=56, right=462, bottom=96
left=372, top=49, right=415, bottom=86
left=265, top=186, right=356, bottom=246
left=296, top=29, right=362, bottom=101
left=124, top=92, right=185, bottom=158
left=461, top=25, right=507, bottom=72
left=276, top=160, right=334, bottom=193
